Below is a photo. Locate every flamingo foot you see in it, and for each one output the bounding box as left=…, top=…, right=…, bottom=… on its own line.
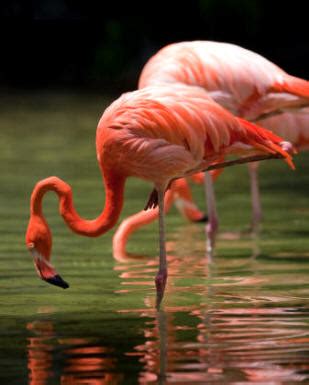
left=145, top=189, right=158, bottom=210
left=155, top=269, right=167, bottom=309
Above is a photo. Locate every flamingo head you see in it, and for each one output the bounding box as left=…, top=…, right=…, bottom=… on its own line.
left=25, top=215, right=69, bottom=289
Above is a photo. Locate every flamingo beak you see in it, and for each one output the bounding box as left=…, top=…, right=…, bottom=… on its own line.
left=29, top=246, right=69, bottom=289
left=45, top=274, right=69, bottom=289
left=193, top=214, right=209, bottom=223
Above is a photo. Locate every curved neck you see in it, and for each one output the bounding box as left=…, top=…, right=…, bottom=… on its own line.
left=30, top=171, right=126, bottom=237
left=113, top=206, right=160, bottom=259
left=112, top=189, right=174, bottom=260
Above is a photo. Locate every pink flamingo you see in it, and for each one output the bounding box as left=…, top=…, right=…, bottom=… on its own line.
left=138, top=40, right=309, bottom=252
left=25, top=84, right=294, bottom=306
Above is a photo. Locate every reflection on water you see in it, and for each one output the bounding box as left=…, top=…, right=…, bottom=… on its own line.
left=27, top=321, right=54, bottom=385
left=25, top=232, right=309, bottom=384
left=27, top=320, right=123, bottom=385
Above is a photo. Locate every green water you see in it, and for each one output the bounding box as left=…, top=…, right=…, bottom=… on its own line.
left=1, top=92, right=309, bottom=384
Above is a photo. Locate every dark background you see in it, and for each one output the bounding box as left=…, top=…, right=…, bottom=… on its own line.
left=0, top=0, right=308, bottom=94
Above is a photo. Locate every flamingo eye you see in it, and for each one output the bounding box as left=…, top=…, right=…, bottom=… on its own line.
left=27, top=242, right=35, bottom=250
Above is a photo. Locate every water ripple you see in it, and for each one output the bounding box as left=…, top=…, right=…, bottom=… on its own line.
left=111, top=242, right=309, bottom=384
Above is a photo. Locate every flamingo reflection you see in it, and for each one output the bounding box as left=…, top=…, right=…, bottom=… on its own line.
left=27, top=320, right=54, bottom=385
left=27, top=320, right=123, bottom=385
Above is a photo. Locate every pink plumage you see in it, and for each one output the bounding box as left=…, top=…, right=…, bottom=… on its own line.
left=139, top=41, right=309, bottom=120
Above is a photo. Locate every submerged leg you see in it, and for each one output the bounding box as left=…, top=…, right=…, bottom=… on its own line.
left=204, top=172, right=219, bottom=258
left=248, top=162, right=262, bottom=234
left=156, top=189, right=168, bottom=309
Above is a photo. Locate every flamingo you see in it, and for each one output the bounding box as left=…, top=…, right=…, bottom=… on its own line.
left=138, top=40, right=309, bottom=251
left=25, top=84, right=294, bottom=307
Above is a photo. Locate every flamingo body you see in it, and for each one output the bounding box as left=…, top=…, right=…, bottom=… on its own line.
left=137, top=41, right=309, bottom=248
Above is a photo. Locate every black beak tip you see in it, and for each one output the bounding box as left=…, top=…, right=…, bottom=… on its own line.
left=45, top=274, right=70, bottom=289
left=194, top=214, right=208, bottom=223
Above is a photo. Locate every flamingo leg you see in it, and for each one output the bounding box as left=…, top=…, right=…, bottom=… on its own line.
left=204, top=172, right=219, bottom=257
left=156, top=189, right=168, bottom=309
left=248, top=162, right=262, bottom=234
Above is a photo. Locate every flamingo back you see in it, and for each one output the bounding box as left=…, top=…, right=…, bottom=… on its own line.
left=96, top=85, right=292, bottom=186
left=139, top=41, right=309, bottom=119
